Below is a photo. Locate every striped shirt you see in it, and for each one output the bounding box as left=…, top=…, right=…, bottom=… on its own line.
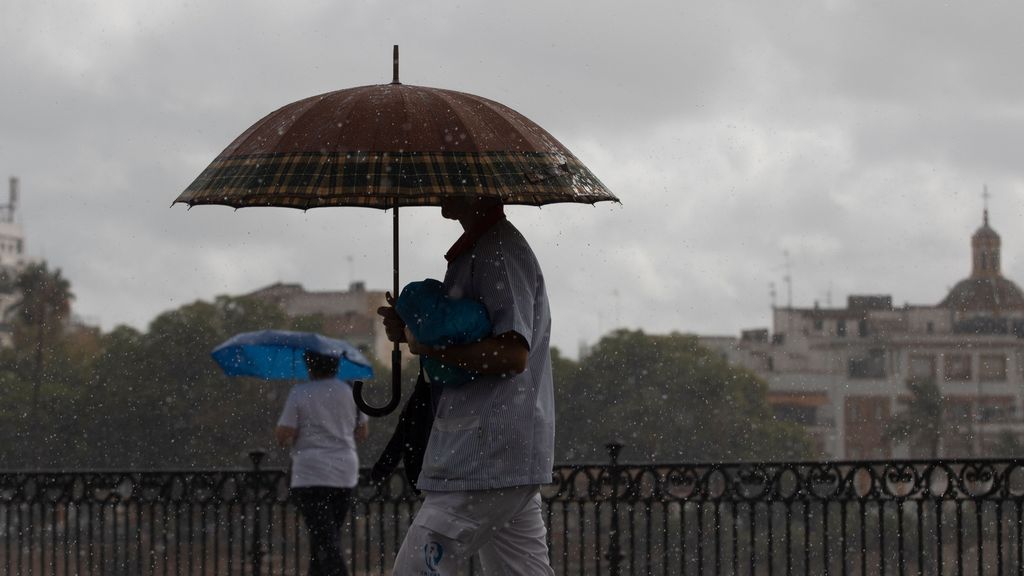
left=416, top=219, right=555, bottom=491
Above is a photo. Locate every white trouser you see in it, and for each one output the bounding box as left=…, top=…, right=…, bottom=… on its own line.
left=392, top=486, right=555, bottom=576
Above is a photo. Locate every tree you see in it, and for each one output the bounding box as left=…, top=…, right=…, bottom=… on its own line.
left=79, top=294, right=353, bottom=469
left=0, top=265, right=15, bottom=294
left=12, top=262, right=73, bottom=419
left=885, top=377, right=944, bottom=458
left=0, top=288, right=393, bottom=469
left=554, top=330, right=813, bottom=462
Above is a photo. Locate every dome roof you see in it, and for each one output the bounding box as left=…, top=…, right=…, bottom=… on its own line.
left=940, top=276, right=1024, bottom=313
left=973, top=221, right=999, bottom=241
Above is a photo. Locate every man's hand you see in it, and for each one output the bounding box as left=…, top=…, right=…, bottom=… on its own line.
left=403, top=326, right=429, bottom=356
left=376, top=292, right=407, bottom=343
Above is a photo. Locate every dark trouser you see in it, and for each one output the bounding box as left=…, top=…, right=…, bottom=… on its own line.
left=291, top=486, right=353, bottom=576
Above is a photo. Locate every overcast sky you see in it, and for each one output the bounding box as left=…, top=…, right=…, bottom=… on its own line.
left=2, top=1, right=1023, bottom=357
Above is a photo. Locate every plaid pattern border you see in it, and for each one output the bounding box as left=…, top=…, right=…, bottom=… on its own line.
left=175, top=151, right=618, bottom=209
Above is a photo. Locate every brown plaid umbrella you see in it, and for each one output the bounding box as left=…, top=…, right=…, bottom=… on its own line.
left=175, top=47, right=618, bottom=416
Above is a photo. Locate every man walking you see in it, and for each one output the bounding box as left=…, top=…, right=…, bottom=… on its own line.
left=380, top=196, right=556, bottom=576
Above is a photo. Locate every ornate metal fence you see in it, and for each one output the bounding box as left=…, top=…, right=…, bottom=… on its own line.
left=2, top=445, right=1023, bottom=575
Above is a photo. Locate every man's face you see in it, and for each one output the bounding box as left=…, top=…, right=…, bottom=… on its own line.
left=441, top=196, right=496, bottom=221
left=440, top=197, right=473, bottom=221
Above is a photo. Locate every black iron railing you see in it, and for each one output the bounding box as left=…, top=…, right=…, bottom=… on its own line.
left=2, top=445, right=1024, bottom=575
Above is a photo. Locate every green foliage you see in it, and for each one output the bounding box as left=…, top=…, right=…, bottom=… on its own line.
left=0, top=287, right=383, bottom=470
left=554, top=329, right=814, bottom=462
left=7, top=261, right=75, bottom=425
left=14, top=262, right=72, bottom=324
left=0, top=266, right=16, bottom=293
left=1, top=283, right=813, bottom=469
left=884, top=377, right=944, bottom=458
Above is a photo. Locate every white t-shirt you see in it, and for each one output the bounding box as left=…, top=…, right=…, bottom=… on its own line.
left=277, top=378, right=367, bottom=488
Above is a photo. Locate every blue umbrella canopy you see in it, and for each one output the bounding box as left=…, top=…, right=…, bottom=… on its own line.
left=212, top=330, right=374, bottom=381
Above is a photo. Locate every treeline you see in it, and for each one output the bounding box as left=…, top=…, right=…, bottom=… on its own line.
left=0, top=262, right=812, bottom=470
left=553, top=329, right=812, bottom=462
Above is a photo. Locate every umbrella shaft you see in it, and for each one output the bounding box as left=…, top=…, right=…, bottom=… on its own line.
left=393, top=204, right=401, bottom=358
left=393, top=204, right=399, bottom=322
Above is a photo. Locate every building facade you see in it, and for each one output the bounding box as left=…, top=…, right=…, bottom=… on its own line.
left=0, top=178, right=28, bottom=347
left=245, top=281, right=393, bottom=366
left=700, top=210, right=1024, bottom=459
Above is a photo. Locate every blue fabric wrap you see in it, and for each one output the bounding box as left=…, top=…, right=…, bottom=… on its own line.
left=395, top=279, right=492, bottom=387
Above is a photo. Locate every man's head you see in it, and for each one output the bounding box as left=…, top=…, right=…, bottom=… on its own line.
left=441, top=195, right=503, bottom=223
left=303, top=351, right=340, bottom=380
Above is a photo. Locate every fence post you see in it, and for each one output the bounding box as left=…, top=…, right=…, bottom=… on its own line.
left=605, top=442, right=624, bottom=576
left=249, top=451, right=265, bottom=576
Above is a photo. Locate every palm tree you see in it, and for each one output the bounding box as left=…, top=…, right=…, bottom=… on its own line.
left=885, top=377, right=944, bottom=458
left=13, top=262, right=73, bottom=418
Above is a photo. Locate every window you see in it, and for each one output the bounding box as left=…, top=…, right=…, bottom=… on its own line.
left=858, top=319, right=868, bottom=337
left=773, top=405, right=817, bottom=425
left=849, top=348, right=886, bottom=379
left=979, top=401, right=1014, bottom=423
left=944, top=354, right=972, bottom=381
left=845, top=396, right=889, bottom=423
left=837, top=319, right=847, bottom=337
left=944, top=401, right=973, bottom=423
left=926, top=321, right=934, bottom=334
left=813, top=317, right=823, bottom=331
left=909, top=355, right=936, bottom=379
left=979, top=354, right=1007, bottom=382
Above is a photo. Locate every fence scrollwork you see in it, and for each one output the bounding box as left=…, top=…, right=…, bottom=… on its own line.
left=2, top=449, right=1023, bottom=575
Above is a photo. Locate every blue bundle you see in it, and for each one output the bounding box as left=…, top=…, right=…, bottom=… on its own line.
left=395, top=279, right=492, bottom=387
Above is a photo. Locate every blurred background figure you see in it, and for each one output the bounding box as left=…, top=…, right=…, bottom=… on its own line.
left=276, top=351, right=369, bottom=576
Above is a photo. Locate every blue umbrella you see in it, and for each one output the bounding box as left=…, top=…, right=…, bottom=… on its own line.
left=212, top=330, right=374, bottom=381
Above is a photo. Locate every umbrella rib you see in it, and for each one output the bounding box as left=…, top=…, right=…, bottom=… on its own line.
left=440, top=90, right=484, bottom=153
left=292, top=91, right=362, bottom=209
left=396, top=88, right=409, bottom=201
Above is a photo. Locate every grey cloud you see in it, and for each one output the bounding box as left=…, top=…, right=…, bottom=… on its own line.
left=2, top=1, right=1023, bottom=355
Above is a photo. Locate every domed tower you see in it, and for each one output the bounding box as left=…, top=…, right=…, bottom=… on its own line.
left=940, top=203, right=1024, bottom=318
left=971, top=208, right=1001, bottom=277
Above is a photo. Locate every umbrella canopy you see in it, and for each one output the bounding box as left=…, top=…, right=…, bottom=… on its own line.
left=175, top=47, right=617, bottom=416
left=212, top=330, right=374, bottom=381
left=175, top=85, right=615, bottom=209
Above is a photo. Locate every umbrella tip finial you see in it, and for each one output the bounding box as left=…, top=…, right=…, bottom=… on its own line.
left=392, top=45, right=400, bottom=84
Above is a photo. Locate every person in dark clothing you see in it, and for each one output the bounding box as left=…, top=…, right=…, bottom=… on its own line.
left=369, top=368, right=433, bottom=492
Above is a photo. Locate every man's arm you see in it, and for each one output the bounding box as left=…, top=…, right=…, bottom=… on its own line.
left=406, top=329, right=529, bottom=376
left=275, top=425, right=297, bottom=448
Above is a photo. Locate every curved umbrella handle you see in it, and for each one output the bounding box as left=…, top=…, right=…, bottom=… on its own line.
left=353, top=349, right=402, bottom=417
